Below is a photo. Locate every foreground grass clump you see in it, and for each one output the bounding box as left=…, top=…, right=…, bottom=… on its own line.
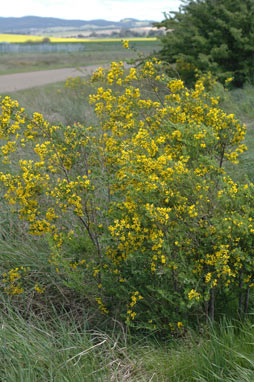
left=1, top=294, right=254, bottom=382
left=0, top=295, right=145, bottom=381
left=0, top=57, right=253, bottom=333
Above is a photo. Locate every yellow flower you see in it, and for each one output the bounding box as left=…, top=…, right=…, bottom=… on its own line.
left=225, top=77, right=233, bottom=84
left=122, top=40, right=129, bottom=49
left=34, top=284, right=45, bottom=294
left=205, top=273, right=212, bottom=283
left=188, top=289, right=201, bottom=301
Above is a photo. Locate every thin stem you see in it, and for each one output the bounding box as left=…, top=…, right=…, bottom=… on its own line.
left=208, top=287, right=215, bottom=322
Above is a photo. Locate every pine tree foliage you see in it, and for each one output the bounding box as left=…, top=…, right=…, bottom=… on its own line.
left=156, top=0, right=254, bottom=86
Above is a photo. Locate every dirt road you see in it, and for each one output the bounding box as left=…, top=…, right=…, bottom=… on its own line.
left=0, top=65, right=104, bottom=93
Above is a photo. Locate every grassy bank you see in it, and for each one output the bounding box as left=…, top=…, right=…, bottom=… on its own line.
left=5, top=81, right=95, bottom=126
left=223, top=85, right=254, bottom=182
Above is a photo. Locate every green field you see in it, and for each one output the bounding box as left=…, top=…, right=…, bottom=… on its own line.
left=0, top=40, right=160, bottom=74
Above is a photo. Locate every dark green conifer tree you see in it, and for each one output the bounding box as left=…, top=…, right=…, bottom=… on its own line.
left=156, top=0, right=254, bottom=86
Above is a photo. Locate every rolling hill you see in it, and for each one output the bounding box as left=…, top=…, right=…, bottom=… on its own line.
left=0, top=16, right=154, bottom=34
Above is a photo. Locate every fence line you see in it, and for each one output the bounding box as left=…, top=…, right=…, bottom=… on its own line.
left=0, top=43, right=85, bottom=53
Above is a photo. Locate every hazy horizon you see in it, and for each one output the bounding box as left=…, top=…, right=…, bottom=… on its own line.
left=1, top=0, right=182, bottom=22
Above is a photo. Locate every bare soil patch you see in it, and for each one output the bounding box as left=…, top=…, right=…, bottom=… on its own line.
left=0, top=64, right=104, bottom=93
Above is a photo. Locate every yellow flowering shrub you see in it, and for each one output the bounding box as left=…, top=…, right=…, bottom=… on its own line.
left=0, top=59, right=253, bottom=330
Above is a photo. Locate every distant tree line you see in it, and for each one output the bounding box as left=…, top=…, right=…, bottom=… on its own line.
left=86, top=28, right=164, bottom=39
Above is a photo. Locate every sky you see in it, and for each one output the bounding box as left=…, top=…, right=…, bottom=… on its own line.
left=1, top=0, right=182, bottom=22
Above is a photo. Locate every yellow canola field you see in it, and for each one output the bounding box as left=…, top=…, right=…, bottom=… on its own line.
left=0, top=34, right=157, bottom=43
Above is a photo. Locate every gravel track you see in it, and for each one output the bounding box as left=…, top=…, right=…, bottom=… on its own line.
left=0, top=64, right=104, bottom=93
